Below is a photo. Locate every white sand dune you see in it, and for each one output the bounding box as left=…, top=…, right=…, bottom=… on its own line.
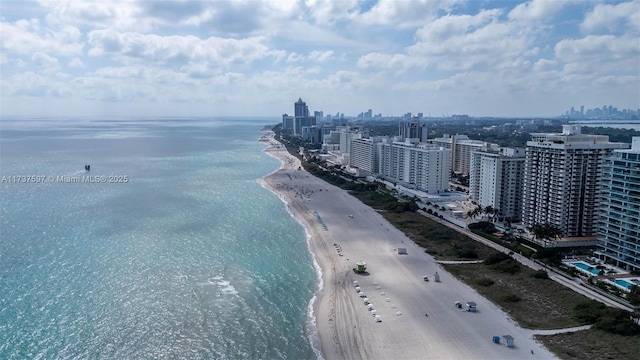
left=260, top=132, right=557, bottom=360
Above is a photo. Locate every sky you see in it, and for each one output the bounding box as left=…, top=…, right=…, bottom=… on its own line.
left=1, top=0, right=639, bottom=118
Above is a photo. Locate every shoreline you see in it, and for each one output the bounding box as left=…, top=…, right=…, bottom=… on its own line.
left=257, top=133, right=325, bottom=359
left=259, top=130, right=557, bottom=360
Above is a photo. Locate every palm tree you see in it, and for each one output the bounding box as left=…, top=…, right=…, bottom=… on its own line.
left=530, top=223, right=563, bottom=247
left=489, top=208, right=501, bottom=223
left=483, top=205, right=494, bottom=221
left=466, top=205, right=483, bottom=220
left=465, top=209, right=475, bottom=219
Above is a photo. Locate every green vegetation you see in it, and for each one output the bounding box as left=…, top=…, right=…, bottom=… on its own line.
left=483, top=252, right=521, bottom=274
left=572, top=300, right=640, bottom=336
left=628, top=285, right=640, bottom=306
left=530, top=222, right=564, bottom=247
left=382, top=211, right=492, bottom=260
left=474, top=277, right=495, bottom=286
left=483, top=252, right=512, bottom=265
left=468, top=221, right=496, bottom=233
left=537, top=329, right=640, bottom=360
left=443, top=262, right=585, bottom=329
left=364, top=119, right=640, bottom=147
left=351, top=190, right=419, bottom=213
left=531, top=269, right=550, bottom=279
left=467, top=220, right=540, bottom=258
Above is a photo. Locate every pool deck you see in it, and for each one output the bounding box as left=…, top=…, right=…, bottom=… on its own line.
left=564, top=259, right=631, bottom=278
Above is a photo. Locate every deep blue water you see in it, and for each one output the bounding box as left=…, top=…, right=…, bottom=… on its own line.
left=0, top=117, right=319, bottom=359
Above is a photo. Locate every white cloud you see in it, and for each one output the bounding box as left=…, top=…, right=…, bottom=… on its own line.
left=10, top=71, right=72, bottom=98
left=555, top=35, right=640, bottom=64
left=356, top=52, right=426, bottom=70
left=87, top=30, right=278, bottom=68
left=39, top=0, right=152, bottom=32
left=67, top=57, right=84, bottom=69
left=414, top=9, right=503, bottom=43
left=308, top=50, right=334, bottom=62
left=285, top=51, right=334, bottom=63
left=508, top=0, right=569, bottom=21
left=0, top=19, right=83, bottom=57
left=532, top=58, right=557, bottom=72
left=31, top=52, right=60, bottom=73
left=305, top=0, right=359, bottom=24
left=581, top=1, right=640, bottom=33
left=286, top=53, right=304, bottom=63
left=409, top=9, right=533, bottom=70
left=356, top=0, right=462, bottom=29
left=1, top=1, right=638, bottom=117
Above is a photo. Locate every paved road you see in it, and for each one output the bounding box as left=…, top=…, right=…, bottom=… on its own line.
left=418, top=210, right=633, bottom=312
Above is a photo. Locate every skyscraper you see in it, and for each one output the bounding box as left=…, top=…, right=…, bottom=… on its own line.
left=295, top=98, right=309, bottom=117
left=398, top=117, right=427, bottom=143
left=596, top=137, right=640, bottom=272
left=522, top=125, right=629, bottom=241
left=290, top=98, right=316, bottom=136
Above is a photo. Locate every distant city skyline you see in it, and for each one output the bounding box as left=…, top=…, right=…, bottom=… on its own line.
left=560, top=104, right=639, bottom=120
left=1, top=0, right=639, bottom=118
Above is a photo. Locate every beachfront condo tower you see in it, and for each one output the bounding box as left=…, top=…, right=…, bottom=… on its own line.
left=522, top=125, right=629, bottom=243
left=596, top=137, right=640, bottom=272
left=431, top=134, right=495, bottom=175
left=283, top=98, right=316, bottom=136
left=469, top=147, right=526, bottom=222
left=378, top=138, right=451, bottom=194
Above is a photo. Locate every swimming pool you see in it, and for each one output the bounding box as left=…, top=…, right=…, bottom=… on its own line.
left=614, top=279, right=633, bottom=289
left=570, top=262, right=601, bottom=275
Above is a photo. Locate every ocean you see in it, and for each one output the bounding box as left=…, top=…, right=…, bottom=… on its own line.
left=0, top=118, right=320, bottom=359
left=570, top=120, right=640, bottom=131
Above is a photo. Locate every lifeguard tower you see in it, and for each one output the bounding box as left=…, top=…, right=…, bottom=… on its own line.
left=353, top=261, right=368, bottom=274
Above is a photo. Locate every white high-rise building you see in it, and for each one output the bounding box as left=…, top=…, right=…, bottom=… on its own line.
left=431, top=134, right=495, bottom=175
left=350, top=137, right=380, bottom=174
left=378, top=139, right=451, bottom=194
left=340, top=129, right=361, bottom=156
left=596, top=137, right=640, bottom=272
left=469, top=147, right=525, bottom=222
left=522, top=125, right=629, bottom=240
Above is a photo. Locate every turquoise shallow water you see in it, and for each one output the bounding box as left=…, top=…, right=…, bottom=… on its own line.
left=0, top=118, right=319, bottom=359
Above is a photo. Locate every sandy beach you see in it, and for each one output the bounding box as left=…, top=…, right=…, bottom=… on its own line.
left=259, top=131, right=557, bottom=360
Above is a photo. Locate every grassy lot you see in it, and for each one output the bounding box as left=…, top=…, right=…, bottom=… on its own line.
left=379, top=211, right=496, bottom=260
left=536, top=329, right=640, bottom=360
left=442, top=262, right=586, bottom=329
